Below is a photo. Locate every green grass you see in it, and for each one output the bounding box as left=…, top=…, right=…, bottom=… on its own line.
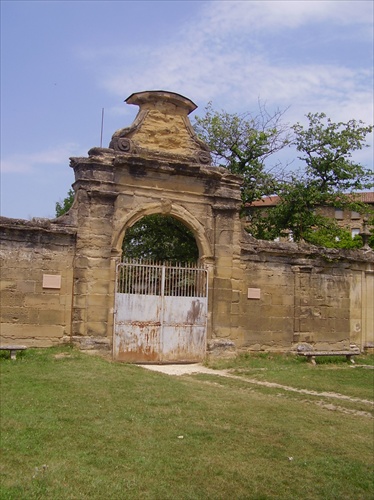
left=206, top=352, right=374, bottom=400
left=1, top=346, right=373, bottom=499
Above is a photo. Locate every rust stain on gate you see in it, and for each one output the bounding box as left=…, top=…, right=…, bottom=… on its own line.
left=113, top=260, right=208, bottom=363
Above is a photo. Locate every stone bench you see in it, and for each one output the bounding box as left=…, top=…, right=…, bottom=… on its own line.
left=298, top=350, right=360, bottom=365
left=0, top=345, right=27, bottom=360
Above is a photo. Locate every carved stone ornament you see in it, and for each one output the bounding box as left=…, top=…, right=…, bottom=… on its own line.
left=161, top=198, right=172, bottom=214
left=117, top=138, right=133, bottom=153
left=198, top=151, right=211, bottom=164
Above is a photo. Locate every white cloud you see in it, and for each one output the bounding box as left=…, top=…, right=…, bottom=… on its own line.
left=199, top=0, right=373, bottom=34
left=1, top=143, right=83, bottom=174
left=76, top=0, right=373, bottom=165
left=80, top=1, right=371, bottom=108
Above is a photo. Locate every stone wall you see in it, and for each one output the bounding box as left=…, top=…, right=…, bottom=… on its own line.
left=236, top=235, right=374, bottom=352
left=0, top=218, right=76, bottom=346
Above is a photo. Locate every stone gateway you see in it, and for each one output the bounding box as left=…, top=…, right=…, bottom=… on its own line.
left=1, top=91, right=373, bottom=359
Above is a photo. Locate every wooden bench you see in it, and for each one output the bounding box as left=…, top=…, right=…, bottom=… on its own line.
left=298, top=350, right=360, bottom=365
left=0, top=345, right=27, bottom=360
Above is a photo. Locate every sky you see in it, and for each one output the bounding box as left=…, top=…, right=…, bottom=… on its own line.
left=1, top=0, right=373, bottom=220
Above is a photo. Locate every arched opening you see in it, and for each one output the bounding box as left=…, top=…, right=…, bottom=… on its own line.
left=113, top=213, right=208, bottom=363
left=121, top=214, right=199, bottom=263
left=111, top=202, right=213, bottom=263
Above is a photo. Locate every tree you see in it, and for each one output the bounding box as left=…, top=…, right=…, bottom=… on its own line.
left=247, top=113, right=374, bottom=243
left=122, top=215, right=199, bottom=262
left=193, top=101, right=291, bottom=205
left=304, top=227, right=364, bottom=250
left=55, top=188, right=75, bottom=217
left=293, top=113, right=373, bottom=193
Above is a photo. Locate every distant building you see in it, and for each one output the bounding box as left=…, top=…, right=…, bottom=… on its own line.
left=247, top=191, right=374, bottom=240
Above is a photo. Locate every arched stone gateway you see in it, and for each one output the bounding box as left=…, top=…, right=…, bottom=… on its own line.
left=68, top=90, right=244, bottom=360
left=1, top=91, right=373, bottom=359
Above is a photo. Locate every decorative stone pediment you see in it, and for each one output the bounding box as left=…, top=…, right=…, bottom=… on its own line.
left=109, top=90, right=211, bottom=165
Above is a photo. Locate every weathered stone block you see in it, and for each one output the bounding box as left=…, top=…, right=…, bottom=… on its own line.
left=86, top=321, right=108, bottom=337
left=1, top=307, right=31, bottom=323
left=17, top=281, right=37, bottom=293
left=207, top=338, right=236, bottom=358
left=86, top=306, right=109, bottom=323
left=1, top=323, right=64, bottom=339
left=0, top=281, right=16, bottom=292
left=24, top=294, right=61, bottom=308
left=39, top=309, right=65, bottom=325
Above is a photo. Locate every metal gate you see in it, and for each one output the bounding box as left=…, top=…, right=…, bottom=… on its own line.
left=113, top=260, right=208, bottom=363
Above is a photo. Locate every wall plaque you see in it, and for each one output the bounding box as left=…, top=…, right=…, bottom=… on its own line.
left=42, top=274, right=62, bottom=289
left=247, top=288, right=261, bottom=300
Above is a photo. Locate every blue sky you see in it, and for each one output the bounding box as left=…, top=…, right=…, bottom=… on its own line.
left=1, top=0, right=373, bottom=219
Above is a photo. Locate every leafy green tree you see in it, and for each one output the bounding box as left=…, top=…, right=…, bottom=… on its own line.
left=304, top=227, right=364, bottom=249
left=293, top=113, right=373, bottom=193
left=193, top=101, right=291, bottom=204
left=55, top=188, right=75, bottom=217
left=122, top=215, right=199, bottom=262
left=247, top=113, right=374, bottom=243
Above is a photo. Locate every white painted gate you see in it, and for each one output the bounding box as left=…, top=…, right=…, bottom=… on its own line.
left=113, top=260, right=208, bottom=363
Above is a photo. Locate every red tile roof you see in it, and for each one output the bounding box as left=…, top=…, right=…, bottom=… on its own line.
left=249, top=196, right=280, bottom=207
left=356, top=191, right=374, bottom=203
left=247, top=191, right=374, bottom=207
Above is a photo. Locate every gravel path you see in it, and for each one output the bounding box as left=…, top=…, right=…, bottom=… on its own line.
left=137, top=363, right=218, bottom=376
left=138, top=363, right=373, bottom=408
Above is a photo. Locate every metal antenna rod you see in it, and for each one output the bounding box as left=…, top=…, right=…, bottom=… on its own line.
left=100, top=108, right=104, bottom=147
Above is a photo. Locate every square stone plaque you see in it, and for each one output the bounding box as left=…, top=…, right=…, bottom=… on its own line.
left=247, top=288, right=261, bottom=299
left=42, top=274, right=62, bottom=289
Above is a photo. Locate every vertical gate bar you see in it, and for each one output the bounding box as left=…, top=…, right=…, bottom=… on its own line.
left=169, top=264, right=172, bottom=296
left=160, top=264, right=166, bottom=358
left=138, top=262, right=141, bottom=294
left=169, top=264, right=172, bottom=297
left=125, top=263, right=129, bottom=294
left=116, top=263, right=119, bottom=294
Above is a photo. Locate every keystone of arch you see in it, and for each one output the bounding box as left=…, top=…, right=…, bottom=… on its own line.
left=112, top=202, right=213, bottom=262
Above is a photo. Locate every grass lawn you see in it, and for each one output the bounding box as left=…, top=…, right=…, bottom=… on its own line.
left=1, top=346, right=373, bottom=499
